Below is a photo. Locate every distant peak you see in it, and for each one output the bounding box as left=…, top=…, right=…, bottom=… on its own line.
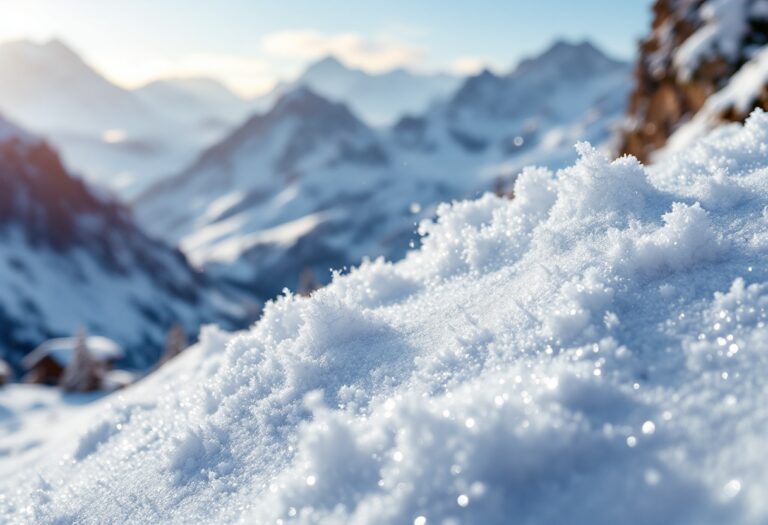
left=299, top=55, right=358, bottom=85
left=540, top=38, right=607, bottom=59
left=0, top=37, right=83, bottom=63
left=279, top=84, right=325, bottom=103
left=305, top=55, right=349, bottom=74
left=477, top=68, right=499, bottom=79
left=315, top=55, right=345, bottom=68
left=514, top=38, right=625, bottom=76
left=44, top=37, right=73, bottom=51
left=267, top=85, right=349, bottom=119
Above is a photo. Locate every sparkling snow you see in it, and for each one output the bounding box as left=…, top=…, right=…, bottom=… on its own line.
left=4, top=112, right=768, bottom=524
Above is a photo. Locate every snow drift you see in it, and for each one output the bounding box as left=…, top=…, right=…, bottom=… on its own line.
left=4, top=112, right=768, bottom=524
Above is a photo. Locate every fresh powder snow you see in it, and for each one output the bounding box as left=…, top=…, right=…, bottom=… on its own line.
left=4, top=112, right=768, bottom=524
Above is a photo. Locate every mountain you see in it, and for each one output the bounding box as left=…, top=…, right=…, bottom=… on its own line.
left=620, top=0, right=768, bottom=161
left=296, top=55, right=461, bottom=125
left=387, top=39, right=632, bottom=191
left=0, top=39, right=150, bottom=135
left=0, top=39, right=248, bottom=197
left=433, top=39, right=630, bottom=158
left=134, top=77, right=253, bottom=141
left=136, top=40, right=632, bottom=301
left=0, top=114, right=249, bottom=369
left=136, top=87, right=437, bottom=298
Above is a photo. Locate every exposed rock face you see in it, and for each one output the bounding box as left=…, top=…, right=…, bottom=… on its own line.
left=620, top=0, right=768, bottom=161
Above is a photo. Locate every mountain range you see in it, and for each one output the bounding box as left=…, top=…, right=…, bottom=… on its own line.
left=0, top=39, right=255, bottom=197
left=0, top=39, right=465, bottom=198
left=296, top=55, right=460, bottom=125
left=136, top=40, right=632, bottom=299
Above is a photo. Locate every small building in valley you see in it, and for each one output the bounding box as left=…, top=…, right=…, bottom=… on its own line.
left=22, top=335, right=124, bottom=390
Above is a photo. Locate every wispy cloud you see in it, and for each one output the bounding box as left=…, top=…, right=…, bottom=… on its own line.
left=449, top=56, right=494, bottom=75
left=262, top=30, right=425, bottom=72
left=112, top=53, right=275, bottom=96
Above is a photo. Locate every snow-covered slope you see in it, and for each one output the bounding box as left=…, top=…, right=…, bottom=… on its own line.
left=0, top=39, right=239, bottom=197
left=297, top=56, right=460, bottom=125
left=0, top=115, right=246, bottom=369
left=136, top=40, right=631, bottom=300
left=5, top=111, right=768, bottom=524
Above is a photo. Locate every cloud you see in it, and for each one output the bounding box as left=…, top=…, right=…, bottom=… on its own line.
left=167, top=53, right=275, bottom=94
left=112, top=53, right=276, bottom=96
left=262, top=30, right=424, bottom=73
left=449, top=56, right=492, bottom=75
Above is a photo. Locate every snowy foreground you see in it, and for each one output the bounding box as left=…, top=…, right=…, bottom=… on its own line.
left=4, top=113, right=768, bottom=524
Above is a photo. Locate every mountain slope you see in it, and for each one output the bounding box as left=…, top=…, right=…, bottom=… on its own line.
left=620, top=0, right=768, bottom=161
left=297, top=56, right=460, bottom=125
left=0, top=114, right=247, bottom=369
left=6, top=112, right=768, bottom=524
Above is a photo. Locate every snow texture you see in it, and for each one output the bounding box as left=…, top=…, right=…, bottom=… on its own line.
left=5, top=112, right=768, bottom=524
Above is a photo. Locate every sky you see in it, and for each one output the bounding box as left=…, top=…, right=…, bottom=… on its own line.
left=0, top=0, right=653, bottom=96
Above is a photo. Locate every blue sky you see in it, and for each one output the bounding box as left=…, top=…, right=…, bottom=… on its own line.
left=0, top=0, right=653, bottom=95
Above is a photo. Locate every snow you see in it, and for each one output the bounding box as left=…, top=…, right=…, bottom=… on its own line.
left=707, top=45, right=768, bottom=114
left=660, top=44, right=768, bottom=158
left=6, top=111, right=768, bottom=523
left=673, top=0, right=751, bottom=81
left=184, top=211, right=334, bottom=266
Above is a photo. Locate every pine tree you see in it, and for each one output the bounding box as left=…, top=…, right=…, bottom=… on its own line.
left=158, top=323, right=187, bottom=366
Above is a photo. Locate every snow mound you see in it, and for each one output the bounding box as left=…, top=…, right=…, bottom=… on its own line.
left=5, top=112, right=768, bottom=524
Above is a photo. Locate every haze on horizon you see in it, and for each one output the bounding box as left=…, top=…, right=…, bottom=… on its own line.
left=0, top=0, right=652, bottom=96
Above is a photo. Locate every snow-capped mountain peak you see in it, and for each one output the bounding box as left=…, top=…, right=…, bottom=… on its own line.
left=295, top=55, right=460, bottom=125
left=136, top=87, right=388, bottom=272
left=447, top=39, right=630, bottom=130
left=300, top=55, right=350, bottom=79
left=270, top=85, right=363, bottom=127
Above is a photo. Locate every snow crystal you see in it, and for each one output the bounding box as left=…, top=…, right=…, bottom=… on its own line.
left=6, top=112, right=768, bottom=524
